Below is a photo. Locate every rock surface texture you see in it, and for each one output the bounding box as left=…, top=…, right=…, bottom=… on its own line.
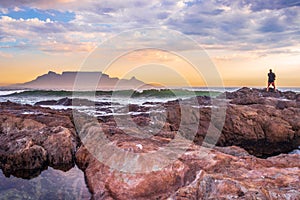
left=0, top=102, right=78, bottom=178
left=165, top=87, right=300, bottom=157
left=73, top=87, right=300, bottom=199
left=0, top=87, right=299, bottom=199
left=76, top=144, right=300, bottom=199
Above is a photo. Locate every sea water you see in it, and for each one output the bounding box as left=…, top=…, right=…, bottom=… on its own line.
left=0, top=166, right=90, bottom=199
left=0, top=88, right=224, bottom=117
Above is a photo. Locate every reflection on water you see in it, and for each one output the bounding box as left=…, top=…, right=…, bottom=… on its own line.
left=0, top=166, right=91, bottom=200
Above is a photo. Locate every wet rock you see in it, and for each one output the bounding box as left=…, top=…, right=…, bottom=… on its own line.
left=219, top=104, right=299, bottom=157
left=74, top=98, right=299, bottom=199
left=296, top=94, right=300, bottom=102
left=76, top=143, right=300, bottom=200
left=142, top=102, right=162, bottom=106
left=218, top=87, right=297, bottom=100
left=128, top=104, right=150, bottom=113
left=0, top=143, right=47, bottom=177
left=43, top=126, right=76, bottom=170
left=35, top=97, right=93, bottom=106
left=196, top=95, right=211, bottom=105
left=229, top=96, right=262, bottom=105
left=34, top=100, right=57, bottom=106
left=1, top=87, right=300, bottom=199
left=163, top=88, right=300, bottom=157
left=96, top=107, right=113, bottom=114
left=0, top=102, right=78, bottom=178
left=35, top=97, right=113, bottom=107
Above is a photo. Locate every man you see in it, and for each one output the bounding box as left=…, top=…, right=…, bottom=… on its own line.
left=267, top=69, right=276, bottom=92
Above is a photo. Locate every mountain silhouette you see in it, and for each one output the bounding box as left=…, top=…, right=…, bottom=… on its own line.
left=12, top=71, right=153, bottom=90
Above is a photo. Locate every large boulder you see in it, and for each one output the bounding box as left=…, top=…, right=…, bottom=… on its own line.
left=162, top=88, right=300, bottom=157
left=0, top=102, right=78, bottom=178
left=76, top=143, right=300, bottom=199
left=43, top=126, right=76, bottom=170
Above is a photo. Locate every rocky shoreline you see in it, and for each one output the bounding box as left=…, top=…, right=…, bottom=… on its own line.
left=0, top=87, right=299, bottom=199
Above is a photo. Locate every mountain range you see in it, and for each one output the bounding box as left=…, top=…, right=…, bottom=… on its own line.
left=10, top=71, right=153, bottom=90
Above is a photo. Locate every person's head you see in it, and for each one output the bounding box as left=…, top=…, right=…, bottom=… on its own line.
left=269, top=69, right=272, bottom=72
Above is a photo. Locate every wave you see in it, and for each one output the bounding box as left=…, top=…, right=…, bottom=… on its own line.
left=1, top=89, right=222, bottom=98
left=130, top=89, right=221, bottom=98
left=0, top=90, right=26, bottom=96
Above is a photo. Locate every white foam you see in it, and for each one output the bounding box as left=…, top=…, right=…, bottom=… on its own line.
left=0, top=90, right=26, bottom=96
left=22, top=111, right=36, bottom=115
left=289, top=146, right=300, bottom=155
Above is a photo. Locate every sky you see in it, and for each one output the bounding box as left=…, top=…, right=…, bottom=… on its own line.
left=0, top=0, right=299, bottom=87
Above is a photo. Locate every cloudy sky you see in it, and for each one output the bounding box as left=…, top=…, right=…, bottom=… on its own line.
left=0, top=0, right=299, bottom=87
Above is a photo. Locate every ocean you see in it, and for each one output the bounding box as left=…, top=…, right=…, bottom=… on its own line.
left=0, top=88, right=226, bottom=117
left=0, top=87, right=299, bottom=117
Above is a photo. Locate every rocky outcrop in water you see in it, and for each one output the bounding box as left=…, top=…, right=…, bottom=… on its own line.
left=0, top=101, right=78, bottom=178
left=0, top=87, right=299, bottom=199
left=165, top=87, right=300, bottom=157
left=72, top=86, right=300, bottom=199
left=34, top=97, right=114, bottom=107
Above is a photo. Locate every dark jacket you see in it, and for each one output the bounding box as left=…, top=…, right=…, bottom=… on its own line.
left=268, top=72, right=276, bottom=82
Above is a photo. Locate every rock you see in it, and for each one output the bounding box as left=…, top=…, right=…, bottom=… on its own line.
left=217, top=87, right=257, bottom=99
left=196, top=95, right=211, bottom=105
left=282, top=91, right=297, bottom=100
left=218, top=87, right=297, bottom=100
left=34, top=100, right=57, bottom=106
left=128, top=104, right=140, bottom=112
left=213, top=145, right=250, bottom=157
left=74, top=96, right=299, bottom=199
left=76, top=143, right=300, bottom=199
left=0, top=143, right=47, bottom=178
left=0, top=102, right=78, bottom=178
left=276, top=100, right=289, bottom=109
left=142, top=102, right=162, bottom=105
left=35, top=97, right=111, bottom=107
left=163, top=88, right=300, bottom=157
left=296, top=94, right=300, bottom=102
left=43, top=126, right=76, bottom=170
left=219, top=104, right=298, bottom=157
left=229, top=96, right=260, bottom=105
left=72, top=88, right=300, bottom=157
left=1, top=87, right=300, bottom=199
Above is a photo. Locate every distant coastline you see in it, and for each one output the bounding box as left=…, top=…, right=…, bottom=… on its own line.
left=4, top=71, right=155, bottom=91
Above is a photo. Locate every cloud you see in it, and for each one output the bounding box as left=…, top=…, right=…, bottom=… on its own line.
left=39, top=40, right=96, bottom=53
left=0, top=7, right=8, bottom=14
left=163, top=1, right=300, bottom=52
left=241, top=0, right=300, bottom=11
left=122, top=49, right=181, bottom=63
left=0, top=15, right=101, bottom=53
left=0, top=0, right=77, bottom=9
left=0, top=50, right=13, bottom=58
left=0, top=0, right=299, bottom=54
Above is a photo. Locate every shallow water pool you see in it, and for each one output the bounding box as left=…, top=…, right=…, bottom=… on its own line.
left=0, top=166, right=91, bottom=200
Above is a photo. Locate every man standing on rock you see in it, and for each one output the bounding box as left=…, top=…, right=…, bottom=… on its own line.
left=267, top=69, right=276, bottom=92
